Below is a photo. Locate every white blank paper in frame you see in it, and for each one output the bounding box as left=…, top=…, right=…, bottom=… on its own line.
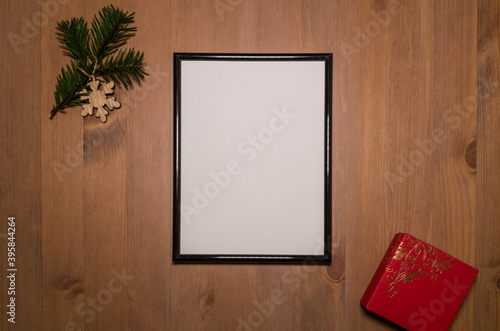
left=180, top=60, right=326, bottom=256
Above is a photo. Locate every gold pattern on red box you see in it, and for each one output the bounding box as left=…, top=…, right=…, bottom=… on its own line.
left=383, top=233, right=455, bottom=298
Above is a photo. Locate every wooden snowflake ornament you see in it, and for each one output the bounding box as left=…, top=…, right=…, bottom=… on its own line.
left=81, top=77, right=121, bottom=123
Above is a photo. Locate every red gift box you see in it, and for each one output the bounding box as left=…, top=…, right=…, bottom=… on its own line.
left=361, top=233, right=478, bottom=331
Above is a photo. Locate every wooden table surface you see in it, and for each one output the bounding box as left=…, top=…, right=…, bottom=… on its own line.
left=1, top=0, right=499, bottom=330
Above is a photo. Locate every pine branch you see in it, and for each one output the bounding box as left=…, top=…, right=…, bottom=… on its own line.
left=50, top=5, right=147, bottom=120
left=56, top=17, right=90, bottom=66
left=96, top=48, right=148, bottom=88
left=50, top=61, right=89, bottom=119
left=90, top=5, right=136, bottom=63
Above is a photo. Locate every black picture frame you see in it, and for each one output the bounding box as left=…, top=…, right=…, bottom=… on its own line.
left=173, top=53, right=332, bottom=263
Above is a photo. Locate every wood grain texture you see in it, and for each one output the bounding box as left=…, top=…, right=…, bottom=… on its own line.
left=0, top=0, right=499, bottom=330
left=478, top=0, right=500, bottom=329
left=0, top=1, right=43, bottom=330
left=40, top=2, right=85, bottom=330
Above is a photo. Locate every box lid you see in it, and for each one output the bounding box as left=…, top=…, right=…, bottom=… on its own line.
left=361, top=233, right=478, bottom=331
